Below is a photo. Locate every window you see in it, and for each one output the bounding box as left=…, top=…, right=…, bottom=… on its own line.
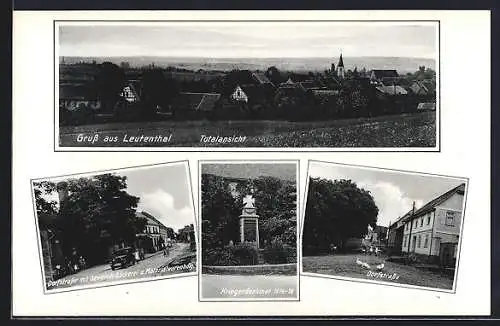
left=427, top=214, right=431, bottom=225
left=403, top=235, right=407, bottom=247
left=445, top=211, right=456, bottom=226
left=418, top=235, right=421, bottom=248
left=420, top=218, right=423, bottom=227
left=424, top=235, right=429, bottom=248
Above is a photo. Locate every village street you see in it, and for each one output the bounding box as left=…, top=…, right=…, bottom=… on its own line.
left=47, top=243, right=195, bottom=290
left=201, top=274, right=298, bottom=299
left=302, top=254, right=454, bottom=290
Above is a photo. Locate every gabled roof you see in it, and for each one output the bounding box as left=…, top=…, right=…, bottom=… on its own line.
left=417, top=102, right=436, bottom=111
left=375, top=85, right=408, bottom=95
left=299, top=80, right=323, bottom=90
left=173, top=92, right=221, bottom=111
left=137, top=210, right=170, bottom=230
left=371, top=70, right=399, bottom=79
left=251, top=72, right=273, bottom=86
left=398, top=183, right=466, bottom=223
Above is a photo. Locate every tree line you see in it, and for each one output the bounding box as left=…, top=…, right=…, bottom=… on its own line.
left=60, top=62, right=437, bottom=125
left=302, top=177, right=379, bottom=256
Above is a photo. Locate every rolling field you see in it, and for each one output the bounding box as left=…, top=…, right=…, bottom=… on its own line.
left=59, top=111, right=436, bottom=148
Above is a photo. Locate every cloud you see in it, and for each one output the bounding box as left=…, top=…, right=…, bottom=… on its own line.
left=137, top=189, right=195, bottom=232
left=358, top=181, right=424, bottom=227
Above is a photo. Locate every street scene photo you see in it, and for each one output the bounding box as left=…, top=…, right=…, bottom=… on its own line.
left=32, top=162, right=197, bottom=292
left=199, top=162, right=299, bottom=301
left=302, top=161, right=467, bottom=292
left=57, top=21, right=437, bottom=148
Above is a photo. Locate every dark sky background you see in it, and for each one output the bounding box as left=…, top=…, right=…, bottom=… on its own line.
left=59, top=22, right=437, bottom=58
left=308, top=162, right=466, bottom=227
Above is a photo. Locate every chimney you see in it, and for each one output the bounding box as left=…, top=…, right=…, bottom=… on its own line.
left=56, top=181, right=69, bottom=204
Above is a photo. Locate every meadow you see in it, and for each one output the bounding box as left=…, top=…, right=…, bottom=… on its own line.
left=59, top=111, right=436, bottom=148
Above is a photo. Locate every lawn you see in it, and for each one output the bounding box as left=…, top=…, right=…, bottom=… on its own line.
left=302, top=254, right=454, bottom=290
left=59, top=111, right=436, bottom=148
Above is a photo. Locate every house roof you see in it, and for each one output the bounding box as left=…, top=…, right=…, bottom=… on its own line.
left=372, top=70, right=399, bottom=79
left=312, top=89, right=340, bottom=97
left=137, top=211, right=170, bottom=230
left=59, top=83, right=96, bottom=100
left=173, top=92, right=221, bottom=111
left=398, top=183, right=466, bottom=224
left=375, top=85, right=408, bottom=95
left=240, top=84, right=269, bottom=103
left=196, top=93, right=222, bottom=111
left=251, top=72, right=273, bottom=85
left=299, top=80, right=323, bottom=90
left=417, top=102, right=436, bottom=111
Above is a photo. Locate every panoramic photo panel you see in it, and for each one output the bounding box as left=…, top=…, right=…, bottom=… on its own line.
left=301, top=161, right=467, bottom=292
left=31, top=162, right=197, bottom=293
left=56, top=21, right=438, bottom=150
left=199, top=161, right=299, bottom=301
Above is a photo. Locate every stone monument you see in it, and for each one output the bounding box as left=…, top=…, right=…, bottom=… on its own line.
left=239, top=194, right=260, bottom=248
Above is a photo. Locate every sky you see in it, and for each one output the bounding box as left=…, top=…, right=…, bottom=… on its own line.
left=39, top=163, right=195, bottom=233
left=308, top=162, right=466, bottom=227
left=202, top=162, right=297, bottom=182
left=59, top=23, right=437, bottom=58
left=123, top=163, right=194, bottom=232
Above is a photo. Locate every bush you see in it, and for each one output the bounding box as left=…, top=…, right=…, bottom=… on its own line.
left=231, top=243, right=259, bottom=266
left=262, top=240, right=296, bottom=264
left=203, top=247, right=237, bottom=266
left=203, top=243, right=259, bottom=266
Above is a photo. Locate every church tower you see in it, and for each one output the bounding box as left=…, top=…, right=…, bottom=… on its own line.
left=337, top=53, right=345, bottom=79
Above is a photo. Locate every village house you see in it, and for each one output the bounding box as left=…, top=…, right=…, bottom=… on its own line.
left=408, top=79, right=436, bottom=96
left=417, top=102, right=437, bottom=111
left=389, top=183, right=465, bottom=266
left=364, top=225, right=389, bottom=246
left=370, top=69, right=400, bottom=85
left=171, top=92, right=222, bottom=118
left=230, top=85, right=249, bottom=103
left=375, top=84, right=409, bottom=97
left=59, top=83, right=102, bottom=112
left=135, top=211, right=174, bottom=253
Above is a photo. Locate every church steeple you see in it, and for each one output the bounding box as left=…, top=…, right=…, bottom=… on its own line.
left=338, top=53, right=344, bottom=68
left=337, top=52, right=345, bottom=79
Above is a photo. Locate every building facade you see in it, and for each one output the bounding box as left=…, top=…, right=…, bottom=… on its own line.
left=400, top=184, right=465, bottom=265
left=135, top=211, right=173, bottom=253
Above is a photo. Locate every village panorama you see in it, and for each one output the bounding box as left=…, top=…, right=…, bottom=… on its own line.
left=58, top=54, right=437, bottom=148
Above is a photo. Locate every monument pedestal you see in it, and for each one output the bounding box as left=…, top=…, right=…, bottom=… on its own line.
left=239, top=203, right=260, bottom=249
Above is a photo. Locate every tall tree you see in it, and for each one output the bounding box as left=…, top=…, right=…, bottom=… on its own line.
left=141, top=68, right=180, bottom=118
left=94, top=62, right=126, bottom=113
left=302, top=178, right=379, bottom=254
left=201, top=174, right=240, bottom=252
left=33, top=181, right=58, bottom=216
left=55, top=174, right=146, bottom=264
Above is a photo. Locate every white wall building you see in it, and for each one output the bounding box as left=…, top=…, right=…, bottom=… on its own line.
left=401, top=184, right=465, bottom=260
